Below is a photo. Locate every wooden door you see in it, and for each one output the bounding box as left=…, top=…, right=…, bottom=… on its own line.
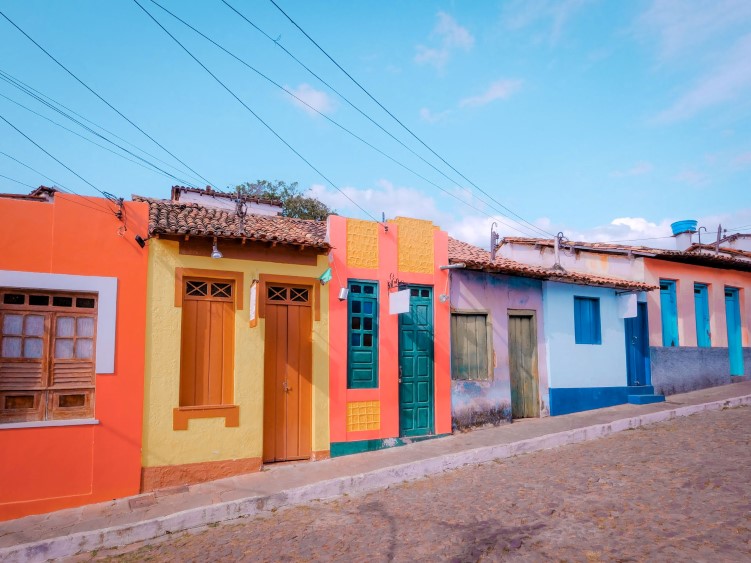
left=263, top=285, right=313, bottom=462
left=694, top=283, right=711, bottom=347
left=659, top=280, right=679, bottom=346
left=625, top=302, right=651, bottom=387
left=725, top=288, right=744, bottom=376
left=508, top=311, right=539, bottom=418
left=398, top=286, right=434, bottom=437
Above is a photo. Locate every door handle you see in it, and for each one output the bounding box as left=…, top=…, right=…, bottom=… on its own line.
left=282, top=380, right=291, bottom=392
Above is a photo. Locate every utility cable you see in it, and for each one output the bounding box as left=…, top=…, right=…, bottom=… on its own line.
left=219, top=0, right=544, bottom=237
left=148, top=0, right=528, bottom=234
left=133, top=0, right=381, bottom=224
left=0, top=9, right=218, bottom=189
left=0, top=67, right=204, bottom=186
left=265, top=0, right=554, bottom=239
left=0, top=172, right=35, bottom=189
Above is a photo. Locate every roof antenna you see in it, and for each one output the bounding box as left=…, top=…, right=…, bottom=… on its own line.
left=490, top=222, right=499, bottom=261
left=553, top=232, right=566, bottom=271
left=381, top=211, right=388, bottom=232
left=715, top=224, right=722, bottom=254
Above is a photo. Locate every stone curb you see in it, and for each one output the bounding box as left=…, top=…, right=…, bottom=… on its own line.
left=3, top=395, right=750, bottom=562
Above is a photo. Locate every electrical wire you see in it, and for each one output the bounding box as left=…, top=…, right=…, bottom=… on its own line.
left=264, top=0, right=555, bottom=239
left=147, top=0, right=528, bottom=234
left=0, top=67, right=204, bottom=186
left=0, top=172, right=35, bottom=189
left=219, top=0, right=546, bottom=237
left=0, top=89, right=199, bottom=186
left=133, top=0, right=382, bottom=224
left=0, top=9, right=218, bottom=190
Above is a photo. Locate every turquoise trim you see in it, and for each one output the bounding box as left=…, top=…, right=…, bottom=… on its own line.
left=331, top=433, right=450, bottom=458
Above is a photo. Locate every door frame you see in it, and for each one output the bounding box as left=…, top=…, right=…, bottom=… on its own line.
left=507, top=309, right=540, bottom=418
left=625, top=301, right=651, bottom=387
left=398, top=284, right=435, bottom=438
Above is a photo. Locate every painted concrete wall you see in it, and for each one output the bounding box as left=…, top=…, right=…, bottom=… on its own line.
left=142, top=239, right=329, bottom=485
left=543, top=281, right=627, bottom=389
left=449, top=270, right=549, bottom=427
left=327, top=215, right=451, bottom=451
left=0, top=194, right=149, bottom=520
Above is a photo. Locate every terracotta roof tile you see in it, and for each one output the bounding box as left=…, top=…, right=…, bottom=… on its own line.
left=448, top=237, right=656, bottom=291
left=133, top=196, right=329, bottom=250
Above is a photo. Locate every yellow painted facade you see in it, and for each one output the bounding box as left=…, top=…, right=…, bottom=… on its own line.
left=346, top=401, right=381, bottom=431
left=346, top=218, right=379, bottom=270
left=392, top=217, right=436, bottom=274
left=142, top=240, right=330, bottom=468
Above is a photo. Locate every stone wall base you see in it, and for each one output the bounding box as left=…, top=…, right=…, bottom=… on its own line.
left=141, top=457, right=262, bottom=492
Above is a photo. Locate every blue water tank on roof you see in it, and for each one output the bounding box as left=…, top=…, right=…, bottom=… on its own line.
left=670, top=220, right=697, bottom=236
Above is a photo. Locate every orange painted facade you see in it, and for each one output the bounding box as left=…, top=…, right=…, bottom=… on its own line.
left=0, top=192, right=148, bottom=520
left=327, top=215, right=452, bottom=447
left=644, top=258, right=750, bottom=348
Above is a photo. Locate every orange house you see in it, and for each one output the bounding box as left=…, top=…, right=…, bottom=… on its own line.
left=327, top=215, right=452, bottom=455
left=0, top=187, right=148, bottom=520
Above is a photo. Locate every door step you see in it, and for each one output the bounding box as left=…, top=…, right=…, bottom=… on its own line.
left=626, top=385, right=655, bottom=395
left=627, top=394, right=666, bottom=405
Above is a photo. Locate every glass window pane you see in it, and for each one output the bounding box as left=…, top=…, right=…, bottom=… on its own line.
left=363, top=285, right=374, bottom=294
left=363, top=334, right=373, bottom=347
left=363, top=302, right=373, bottom=314
left=351, top=333, right=360, bottom=346
left=75, top=338, right=94, bottom=359
left=421, top=289, right=430, bottom=297
left=53, top=296, right=74, bottom=307
left=351, top=285, right=361, bottom=293
left=3, top=314, right=23, bottom=335
left=3, top=294, right=24, bottom=305
left=77, top=317, right=95, bottom=337
left=29, top=295, right=50, bottom=306
left=55, top=338, right=74, bottom=359
left=411, top=289, right=418, bottom=297
left=76, top=297, right=96, bottom=309
left=56, top=317, right=75, bottom=337
left=351, top=301, right=361, bottom=314
left=25, top=315, right=45, bottom=336
left=1, top=337, right=22, bottom=357
left=364, top=317, right=373, bottom=331
left=24, top=338, right=43, bottom=358
left=351, top=317, right=361, bottom=330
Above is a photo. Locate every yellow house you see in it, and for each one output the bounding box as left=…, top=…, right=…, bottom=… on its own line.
left=136, top=188, right=330, bottom=490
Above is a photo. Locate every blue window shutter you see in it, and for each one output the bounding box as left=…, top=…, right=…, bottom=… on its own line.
left=347, top=280, right=379, bottom=389
left=574, top=296, right=601, bottom=345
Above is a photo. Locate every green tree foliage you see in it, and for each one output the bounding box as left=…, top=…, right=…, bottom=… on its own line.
left=234, top=180, right=335, bottom=221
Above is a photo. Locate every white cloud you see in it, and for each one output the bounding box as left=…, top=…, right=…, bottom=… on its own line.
left=419, top=107, right=450, bottom=123
left=502, top=0, right=591, bottom=45
left=286, top=83, right=336, bottom=116
left=414, top=11, right=474, bottom=70
left=733, top=151, right=751, bottom=166
left=611, top=161, right=654, bottom=178
left=673, top=169, right=708, bottom=186
left=459, top=79, right=523, bottom=108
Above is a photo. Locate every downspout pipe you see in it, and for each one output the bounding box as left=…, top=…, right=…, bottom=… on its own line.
left=440, top=263, right=466, bottom=270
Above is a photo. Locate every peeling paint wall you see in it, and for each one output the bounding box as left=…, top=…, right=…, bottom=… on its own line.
left=449, top=270, right=549, bottom=427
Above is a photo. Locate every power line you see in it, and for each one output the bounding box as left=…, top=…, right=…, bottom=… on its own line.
left=147, top=0, right=529, bottom=234
left=0, top=89, right=199, bottom=186
left=264, top=0, right=554, bottom=239
left=0, top=9, right=218, bottom=190
left=0, top=67, right=204, bottom=186
left=218, top=1, right=544, bottom=237
left=0, top=172, right=35, bottom=189
left=133, top=0, right=381, bottom=224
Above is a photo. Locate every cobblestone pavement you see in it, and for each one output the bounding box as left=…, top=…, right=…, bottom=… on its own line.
left=78, top=407, right=751, bottom=562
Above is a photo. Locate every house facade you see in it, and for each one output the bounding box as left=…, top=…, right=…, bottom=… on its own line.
left=448, top=238, right=656, bottom=420
left=138, top=189, right=331, bottom=490
left=499, top=227, right=751, bottom=396
left=326, top=215, right=451, bottom=455
left=0, top=188, right=148, bottom=520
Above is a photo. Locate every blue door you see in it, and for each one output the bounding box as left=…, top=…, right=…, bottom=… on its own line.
left=398, top=286, right=434, bottom=437
left=659, top=280, right=679, bottom=347
left=694, top=283, right=711, bottom=347
left=725, top=287, right=744, bottom=376
left=625, top=302, right=651, bottom=386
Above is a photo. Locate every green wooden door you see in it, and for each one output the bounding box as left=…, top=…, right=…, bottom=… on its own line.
left=508, top=311, right=539, bottom=418
left=398, top=286, right=434, bottom=437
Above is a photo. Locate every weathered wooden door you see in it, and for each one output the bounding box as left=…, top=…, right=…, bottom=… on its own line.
left=398, top=286, right=434, bottom=437
left=659, top=280, right=679, bottom=346
left=694, top=283, right=711, bottom=347
left=508, top=311, right=539, bottom=418
left=725, top=287, right=744, bottom=376
left=625, top=302, right=651, bottom=387
left=263, top=285, right=313, bottom=462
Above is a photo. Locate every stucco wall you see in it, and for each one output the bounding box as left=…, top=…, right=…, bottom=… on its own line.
left=449, top=270, right=549, bottom=426
left=649, top=346, right=739, bottom=395
left=142, top=240, right=329, bottom=470
left=543, top=281, right=627, bottom=389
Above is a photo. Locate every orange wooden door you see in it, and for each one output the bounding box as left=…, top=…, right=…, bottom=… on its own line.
left=263, top=285, right=313, bottom=462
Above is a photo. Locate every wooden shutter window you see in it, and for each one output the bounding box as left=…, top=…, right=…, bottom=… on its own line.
left=347, top=281, right=379, bottom=389
left=451, top=313, right=492, bottom=381
left=0, top=289, right=97, bottom=423
left=574, top=297, right=602, bottom=345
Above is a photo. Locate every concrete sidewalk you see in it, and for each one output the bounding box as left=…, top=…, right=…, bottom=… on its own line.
left=2, top=381, right=751, bottom=562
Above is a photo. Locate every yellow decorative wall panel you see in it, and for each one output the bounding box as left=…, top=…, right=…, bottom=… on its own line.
left=393, top=217, right=435, bottom=274
left=346, top=400, right=381, bottom=431
left=346, top=218, right=379, bottom=269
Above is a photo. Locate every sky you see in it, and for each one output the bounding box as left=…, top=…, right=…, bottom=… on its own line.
left=1, top=0, right=750, bottom=249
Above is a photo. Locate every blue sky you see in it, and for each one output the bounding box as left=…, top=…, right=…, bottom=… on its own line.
left=1, top=0, right=750, bottom=248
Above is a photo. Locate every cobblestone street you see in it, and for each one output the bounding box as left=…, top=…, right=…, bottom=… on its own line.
left=80, top=407, right=751, bottom=562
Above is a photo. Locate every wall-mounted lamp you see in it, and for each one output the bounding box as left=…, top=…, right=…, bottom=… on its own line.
left=211, top=237, right=223, bottom=259
left=338, top=288, right=349, bottom=301
left=319, top=267, right=333, bottom=285
left=135, top=234, right=147, bottom=248
left=439, top=294, right=449, bottom=303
